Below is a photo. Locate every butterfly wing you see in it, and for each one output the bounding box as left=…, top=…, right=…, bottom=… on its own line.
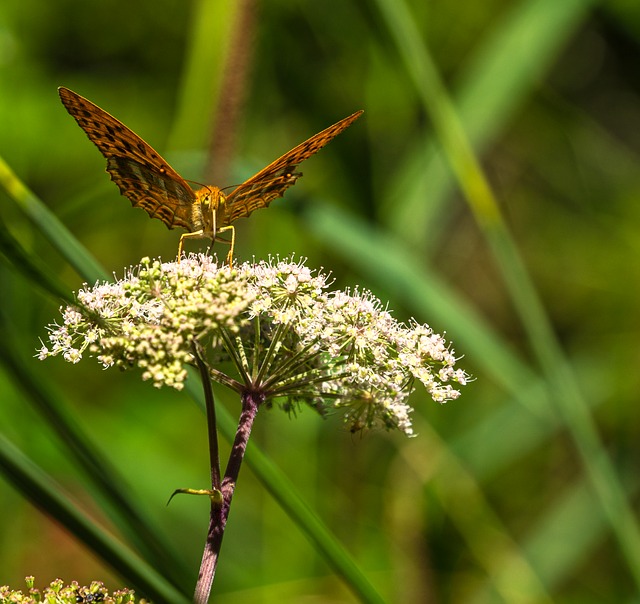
left=58, top=87, right=197, bottom=231
left=223, top=110, right=363, bottom=224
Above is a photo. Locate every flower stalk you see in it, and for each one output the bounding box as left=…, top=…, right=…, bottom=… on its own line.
left=39, top=254, right=469, bottom=599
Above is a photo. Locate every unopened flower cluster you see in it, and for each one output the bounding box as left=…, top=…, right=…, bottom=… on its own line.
left=0, top=577, right=140, bottom=603
left=39, top=255, right=468, bottom=435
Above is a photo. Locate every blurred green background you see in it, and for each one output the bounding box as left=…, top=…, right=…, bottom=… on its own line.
left=2, top=0, right=640, bottom=602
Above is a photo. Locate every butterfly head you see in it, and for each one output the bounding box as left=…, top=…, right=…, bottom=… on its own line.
left=195, top=186, right=226, bottom=236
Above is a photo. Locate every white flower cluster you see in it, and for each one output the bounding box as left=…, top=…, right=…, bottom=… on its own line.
left=39, top=255, right=468, bottom=435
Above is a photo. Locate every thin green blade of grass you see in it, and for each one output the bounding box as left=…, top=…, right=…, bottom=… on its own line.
left=394, top=386, right=634, bottom=601
left=377, top=0, right=598, bottom=246
left=0, top=433, right=191, bottom=603
left=0, top=155, right=108, bottom=284
left=0, top=220, right=73, bottom=303
left=450, top=383, right=571, bottom=479
left=523, top=477, right=633, bottom=591
left=392, top=423, right=553, bottom=603
left=465, top=472, right=636, bottom=602
left=449, top=388, right=612, bottom=596
left=373, top=0, right=640, bottom=590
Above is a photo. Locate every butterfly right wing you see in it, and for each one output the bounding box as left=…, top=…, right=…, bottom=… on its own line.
left=58, top=87, right=197, bottom=231
left=223, top=110, right=363, bottom=224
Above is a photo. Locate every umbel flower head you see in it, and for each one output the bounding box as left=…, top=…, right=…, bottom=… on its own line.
left=39, top=255, right=468, bottom=436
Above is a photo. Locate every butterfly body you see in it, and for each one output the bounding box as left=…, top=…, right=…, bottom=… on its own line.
left=58, top=87, right=362, bottom=261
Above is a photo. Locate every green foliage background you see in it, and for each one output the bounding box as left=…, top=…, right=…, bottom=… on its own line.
left=1, top=0, right=640, bottom=602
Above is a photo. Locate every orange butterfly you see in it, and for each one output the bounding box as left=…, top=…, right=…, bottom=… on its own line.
left=58, top=87, right=362, bottom=262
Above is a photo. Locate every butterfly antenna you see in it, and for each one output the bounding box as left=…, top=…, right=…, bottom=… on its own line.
left=186, top=178, right=210, bottom=190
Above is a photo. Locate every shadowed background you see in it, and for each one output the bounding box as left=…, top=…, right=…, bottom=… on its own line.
left=1, top=0, right=640, bottom=602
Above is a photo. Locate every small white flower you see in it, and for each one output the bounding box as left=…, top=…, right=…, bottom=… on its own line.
left=63, top=349, right=82, bottom=363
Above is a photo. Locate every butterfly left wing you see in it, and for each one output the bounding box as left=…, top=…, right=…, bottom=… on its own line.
left=58, top=86, right=197, bottom=232
left=223, top=110, right=363, bottom=225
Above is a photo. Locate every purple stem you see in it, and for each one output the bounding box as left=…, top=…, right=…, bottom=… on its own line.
left=193, top=389, right=265, bottom=603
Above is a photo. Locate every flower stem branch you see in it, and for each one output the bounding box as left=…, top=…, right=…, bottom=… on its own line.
left=193, top=369, right=265, bottom=603
left=192, top=340, right=221, bottom=492
left=192, top=340, right=222, bottom=604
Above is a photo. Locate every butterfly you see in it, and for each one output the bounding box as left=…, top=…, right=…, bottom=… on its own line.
left=58, top=87, right=362, bottom=262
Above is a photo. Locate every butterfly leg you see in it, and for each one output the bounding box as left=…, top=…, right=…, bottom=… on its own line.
left=177, top=230, right=206, bottom=259
left=216, top=225, right=235, bottom=267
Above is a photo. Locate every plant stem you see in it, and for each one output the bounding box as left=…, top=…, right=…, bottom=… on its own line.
left=204, top=0, right=257, bottom=184
left=192, top=341, right=221, bottom=604
left=193, top=341, right=222, bottom=492
left=193, top=387, right=264, bottom=603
